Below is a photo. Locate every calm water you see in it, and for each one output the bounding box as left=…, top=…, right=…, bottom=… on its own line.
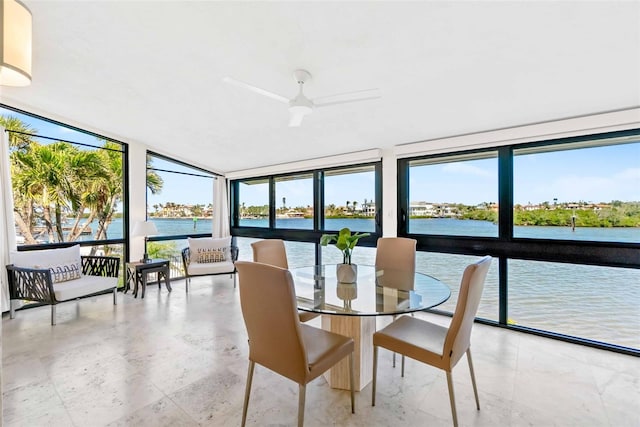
left=86, top=217, right=640, bottom=348
left=91, top=217, right=640, bottom=243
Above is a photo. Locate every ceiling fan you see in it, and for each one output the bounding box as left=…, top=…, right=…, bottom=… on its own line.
left=223, top=69, right=381, bottom=127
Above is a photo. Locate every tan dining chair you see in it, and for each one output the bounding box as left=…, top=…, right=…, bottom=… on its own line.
left=371, top=255, right=492, bottom=427
left=375, top=237, right=417, bottom=367
left=374, top=237, right=417, bottom=280
left=251, top=239, right=318, bottom=322
left=236, top=261, right=355, bottom=427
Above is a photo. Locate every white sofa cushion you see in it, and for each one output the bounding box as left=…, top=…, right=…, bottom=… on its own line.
left=187, top=260, right=235, bottom=276
left=53, top=275, right=117, bottom=301
left=10, top=245, right=82, bottom=283
left=188, top=236, right=231, bottom=263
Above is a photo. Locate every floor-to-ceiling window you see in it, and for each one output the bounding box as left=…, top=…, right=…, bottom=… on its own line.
left=145, top=152, right=218, bottom=276
left=231, top=162, right=382, bottom=266
left=1, top=105, right=128, bottom=265
left=398, top=130, right=640, bottom=354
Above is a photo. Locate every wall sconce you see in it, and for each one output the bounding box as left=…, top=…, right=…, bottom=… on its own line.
left=0, top=0, right=32, bottom=86
left=133, top=220, right=159, bottom=263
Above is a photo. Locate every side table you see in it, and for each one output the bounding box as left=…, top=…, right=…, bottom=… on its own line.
left=125, top=259, right=172, bottom=299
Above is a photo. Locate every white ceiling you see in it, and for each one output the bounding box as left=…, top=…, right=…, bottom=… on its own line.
left=2, top=1, right=639, bottom=175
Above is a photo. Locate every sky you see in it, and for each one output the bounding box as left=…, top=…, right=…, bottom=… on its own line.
left=3, top=106, right=639, bottom=208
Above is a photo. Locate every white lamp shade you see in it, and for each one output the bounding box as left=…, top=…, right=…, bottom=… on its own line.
left=132, top=220, right=158, bottom=237
left=0, top=0, right=32, bottom=86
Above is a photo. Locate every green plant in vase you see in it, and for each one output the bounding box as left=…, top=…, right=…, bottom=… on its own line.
left=320, top=227, right=370, bottom=283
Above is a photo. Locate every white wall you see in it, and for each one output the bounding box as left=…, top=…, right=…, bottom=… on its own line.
left=128, top=143, right=150, bottom=262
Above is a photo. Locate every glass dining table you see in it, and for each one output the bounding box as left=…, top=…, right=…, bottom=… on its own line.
left=289, top=264, right=451, bottom=391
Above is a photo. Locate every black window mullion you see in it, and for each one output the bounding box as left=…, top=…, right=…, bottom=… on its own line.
left=268, top=176, right=276, bottom=229
left=230, top=180, right=239, bottom=228
left=397, top=158, right=409, bottom=236
left=314, top=170, right=324, bottom=265
left=375, top=161, right=383, bottom=236
left=314, top=170, right=324, bottom=231
left=498, top=146, right=513, bottom=240
left=498, top=146, right=513, bottom=325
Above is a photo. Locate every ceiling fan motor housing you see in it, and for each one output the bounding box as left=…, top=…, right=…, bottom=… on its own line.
left=289, top=94, right=314, bottom=115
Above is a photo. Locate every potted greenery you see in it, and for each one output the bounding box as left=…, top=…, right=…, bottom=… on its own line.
left=320, top=227, right=370, bottom=283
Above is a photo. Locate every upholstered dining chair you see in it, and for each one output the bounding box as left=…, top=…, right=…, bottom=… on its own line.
left=236, top=261, right=355, bottom=427
left=374, top=237, right=417, bottom=367
left=371, top=255, right=492, bottom=427
left=251, top=239, right=318, bottom=322
left=374, top=237, right=417, bottom=279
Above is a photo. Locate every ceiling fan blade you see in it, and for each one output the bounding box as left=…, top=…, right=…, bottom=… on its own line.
left=313, top=88, right=381, bottom=107
left=222, top=77, right=289, bottom=104
left=288, top=111, right=305, bottom=127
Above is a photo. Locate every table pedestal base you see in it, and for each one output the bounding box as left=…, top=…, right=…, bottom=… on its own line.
left=322, top=315, right=375, bottom=391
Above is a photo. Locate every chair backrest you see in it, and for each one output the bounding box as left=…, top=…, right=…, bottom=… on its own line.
left=251, top=239, right=289, bottom=269
left=375, top=238, right=416, bottom=290
left=375, top=237, right=416, bottom=272
left=443, top=256, right=492, bottom=366
left=235, top=261, right=308, bottom=383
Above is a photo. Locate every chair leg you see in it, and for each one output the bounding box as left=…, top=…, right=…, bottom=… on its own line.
left=446, top=371, right=458, bottom=427
left=233, top=272, right=237, bottom=289
left=9, top=300, right=15, bottom=319
left=392, top=314, right=397, bottom=367
left=241, top=361, right=255, bottom=427
left=349, top=353, right=355, bottom=414
left=372, top=345, right=378, bottom=406
left=185, top=277, right=190, bottom=293
left=401, top=355, right=405, bottom=377
left=113, top=288, right=117, bottom=305
left=467, top=348, right=480, bottom=410
left=51, top=304, right=57, bottom=326
left=298, top=384, right=306, bottom=427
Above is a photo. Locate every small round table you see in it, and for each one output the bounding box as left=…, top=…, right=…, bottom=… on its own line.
left=289, top=264, right=451, bottom=390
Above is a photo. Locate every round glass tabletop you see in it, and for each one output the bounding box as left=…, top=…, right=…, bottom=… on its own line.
left=290, top=264, right=451, bottom=316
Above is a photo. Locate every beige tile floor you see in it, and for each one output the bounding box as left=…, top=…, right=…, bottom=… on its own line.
left=2, top=275, right=639, bottom=427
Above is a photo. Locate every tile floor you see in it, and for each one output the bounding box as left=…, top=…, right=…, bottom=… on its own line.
left=2, top=275, right=639, bottom=426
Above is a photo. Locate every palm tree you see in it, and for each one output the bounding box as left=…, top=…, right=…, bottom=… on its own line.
left=4, top=118, right=152, bottom=248
left=0, top=115, right=36, bottom=150
left=92, top=141, right=124, bottom=242
left=3, top=115, right=39, bottom=243
left=12, top=142, right=80, bottom=242
left=66, top=148, right=111, bottom=241
left=146, top=154, right=163, bottom=195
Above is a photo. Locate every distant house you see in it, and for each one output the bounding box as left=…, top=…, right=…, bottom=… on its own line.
left=361, top=201, right=376, bottom=217
left=409, top=202, right=436, bottom=217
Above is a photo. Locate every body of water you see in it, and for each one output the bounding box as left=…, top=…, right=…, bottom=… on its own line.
left=97, top=216, right=639, bottom=244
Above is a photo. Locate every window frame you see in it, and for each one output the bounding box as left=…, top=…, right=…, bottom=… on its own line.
left=397, top=128, right=640, bottom=356
left=145, top=150, right=220, bottom=244
left=2, top=103, right=130, bottom=259
left=230, top=161, right=383, bottom=264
